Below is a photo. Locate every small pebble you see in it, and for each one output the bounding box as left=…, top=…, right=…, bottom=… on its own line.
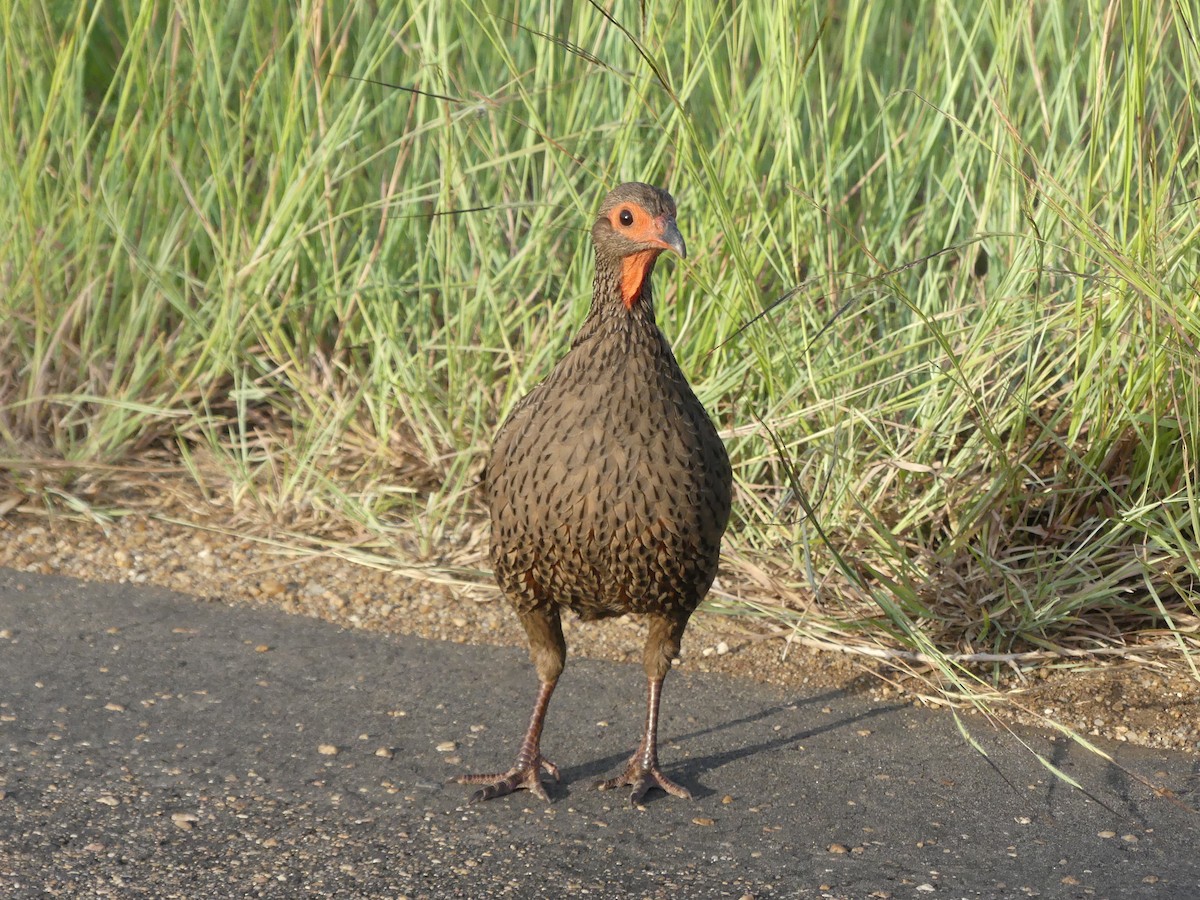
left=259, top=578, right=285, bottom=597
left=317, top=744, right=339, bottom=756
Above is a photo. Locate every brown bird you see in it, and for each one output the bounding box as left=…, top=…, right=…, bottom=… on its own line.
left=455, top=182, right=732, bottom=805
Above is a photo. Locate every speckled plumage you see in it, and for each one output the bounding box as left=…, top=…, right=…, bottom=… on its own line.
left=486, top=257, right=731, bottom=624
left=456, top=183, right=731, bottom=805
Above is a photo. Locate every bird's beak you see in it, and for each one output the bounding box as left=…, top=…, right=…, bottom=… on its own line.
left=656, top=217, right=687, bottom=260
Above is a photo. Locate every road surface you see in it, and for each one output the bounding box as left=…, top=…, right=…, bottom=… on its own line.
left=1, top=569, right=1196, bottom=898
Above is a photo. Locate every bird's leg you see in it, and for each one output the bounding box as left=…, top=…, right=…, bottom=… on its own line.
left=453, top=607, right=565, bottom=803
left=596, top=613, right=692, bottom=804
left=454, top=677, right=559, bottom=802
left=596, top=673, right=691, bottom=803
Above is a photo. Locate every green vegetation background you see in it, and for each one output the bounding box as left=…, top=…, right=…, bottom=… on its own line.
left=2, top=1, right=1198, bottom=675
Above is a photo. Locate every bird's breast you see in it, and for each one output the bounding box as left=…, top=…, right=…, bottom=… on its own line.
left=498, top=336, right=717, bottom=506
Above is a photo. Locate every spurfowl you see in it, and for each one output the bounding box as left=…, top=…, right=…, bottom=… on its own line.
left=455, top=182, right=732, bottom=805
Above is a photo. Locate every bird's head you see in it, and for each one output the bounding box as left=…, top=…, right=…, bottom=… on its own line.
left=591, top=182, right=686, bottom=308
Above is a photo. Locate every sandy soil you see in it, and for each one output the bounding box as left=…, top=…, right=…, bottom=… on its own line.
left=1, top=506, right=1196, bottom=756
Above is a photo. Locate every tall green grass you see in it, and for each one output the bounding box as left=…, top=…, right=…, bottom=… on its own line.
left=2, top=0, right=1198, bottom=676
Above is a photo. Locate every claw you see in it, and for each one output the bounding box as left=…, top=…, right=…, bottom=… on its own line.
left=595, top=762, right=692, bottom=805
left=454, top=754, right=559, bottom=803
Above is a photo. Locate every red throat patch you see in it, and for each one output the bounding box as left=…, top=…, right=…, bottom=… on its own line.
left=620, top=250, right=660, bottom=308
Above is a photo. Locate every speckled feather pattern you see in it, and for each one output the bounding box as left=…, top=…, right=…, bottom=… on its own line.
left=485, top=187, right=732, bottom=625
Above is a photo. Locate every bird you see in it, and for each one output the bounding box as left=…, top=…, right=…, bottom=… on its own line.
left=454, top=182, right=732, bottom=805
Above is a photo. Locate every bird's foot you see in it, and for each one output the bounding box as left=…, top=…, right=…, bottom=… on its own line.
left=453, top=755, right=560, bottom=803
left=594, top=760, right=691, bottom=805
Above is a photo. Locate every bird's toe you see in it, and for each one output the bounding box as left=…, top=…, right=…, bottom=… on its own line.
left=595, top=763, right=691, bottom=805
left=454, top=754, right=558, bottom=804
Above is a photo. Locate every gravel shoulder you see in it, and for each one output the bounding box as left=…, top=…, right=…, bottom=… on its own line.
left=1, top=509, right=1197, bottom=758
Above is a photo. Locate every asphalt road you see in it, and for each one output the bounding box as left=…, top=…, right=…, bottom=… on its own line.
left=0, top=568, right=1197, bottom=899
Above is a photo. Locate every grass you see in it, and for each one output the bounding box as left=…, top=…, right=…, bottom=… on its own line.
left=1, top=0, right=1199, bottom=695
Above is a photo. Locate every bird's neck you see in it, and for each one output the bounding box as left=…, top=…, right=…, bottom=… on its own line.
left=579, top=254, right=658, bottom=340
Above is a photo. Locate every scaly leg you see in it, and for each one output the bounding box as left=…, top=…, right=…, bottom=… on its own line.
left=595, top=673, right=690, bottom=803
left=596, top=612, right=692, bottom=804
left=454, top=607, right=565, bottom=803
left=454, top=677, right=560, bottom=802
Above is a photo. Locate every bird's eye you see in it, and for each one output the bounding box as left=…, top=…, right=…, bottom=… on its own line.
left=618, top=209, right=634, bottom=226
